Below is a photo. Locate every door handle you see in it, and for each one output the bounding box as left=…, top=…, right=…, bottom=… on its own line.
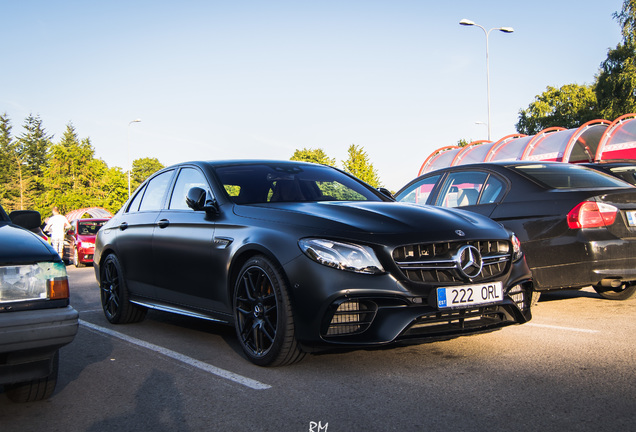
left=157, top=219, right=170, bottom=228
left=119, top=222, right=128, bottom=231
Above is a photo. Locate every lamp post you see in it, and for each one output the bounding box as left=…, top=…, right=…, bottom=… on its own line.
left=127, top=119, right=141, bottom=198
left=459, top=19, right=514, bottom=141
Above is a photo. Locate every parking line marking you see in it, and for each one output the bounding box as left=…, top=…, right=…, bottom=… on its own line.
left=79, top=319, right=272, bottom=390
left=527, top=323, right=600, bottom=334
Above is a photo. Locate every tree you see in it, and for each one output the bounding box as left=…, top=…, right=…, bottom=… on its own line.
left=615, top=0, right=636, bottom=45
left=9, top=114, right=54, bottom=211
left=131, top=157, right=164, bottom=192
left=93, top=163, right=128, bottom=214
left=596, top=0, right=636, bottom=119
left=341, top=144, right=382, bottom=188
left=39, top=123, right=98, bottom=214
left=17, top=114, right=52, bottom=177
left=516, top=84, right=599, bottom=135
left=0, top=113, right=19, bottom=209
left=290, top=148, right=336, bottom=166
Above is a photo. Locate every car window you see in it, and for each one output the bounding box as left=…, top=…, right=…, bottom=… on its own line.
left=436, top=171, right=488, bottom=208
left=169, top=168, right=211, bottom=210
left=127, top=184, right=146, bottom=213
left=512, top=163, right=632, bottom=189
left=608, top=166, right=636, bottom=185
left=480, top=175, right=506, bottom=204
left=395, top=175, right=440, bottom=206
left=138, top=170, right=174, bottom=212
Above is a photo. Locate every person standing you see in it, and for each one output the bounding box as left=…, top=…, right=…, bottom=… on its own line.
left=44, top=207, right=71, bottom=258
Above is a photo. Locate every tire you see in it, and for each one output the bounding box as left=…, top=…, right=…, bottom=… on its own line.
left=100, top=254, right=147, bottom=324
left=593, top=282, right=636, bottom=301
left=5, top=351, right=59, bottom=403
left=73, top=247, right=84, bottom=268
left=233, top=256, right=305, bottom=366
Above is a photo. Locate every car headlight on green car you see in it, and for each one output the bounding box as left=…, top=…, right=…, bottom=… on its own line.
left=0, top=262, right=69, bottom=302
left=299, top=238, right=385, bottom=274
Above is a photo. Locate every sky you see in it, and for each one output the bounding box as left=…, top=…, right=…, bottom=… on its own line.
left=1, top=0, right=625, bottom=191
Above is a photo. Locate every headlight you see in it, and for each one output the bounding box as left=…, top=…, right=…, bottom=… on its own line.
left=0, top=262, right=69, bottom=303
left=511, top=233, right=523, bottom=262
left=79, top=241, right=95, bottom=248
left=299, top=238, right=385, bottom=274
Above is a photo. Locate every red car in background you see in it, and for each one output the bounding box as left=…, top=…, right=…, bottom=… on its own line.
left=64, top=218, right=110, bottom=267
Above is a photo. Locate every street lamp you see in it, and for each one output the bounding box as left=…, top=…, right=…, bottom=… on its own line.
left=127, top=119, right=141, bottom=198
left=459, top=19, right=514, bottom=141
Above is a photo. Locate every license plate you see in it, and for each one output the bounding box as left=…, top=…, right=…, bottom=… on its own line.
left=627, top=210, right=636, bottom=226
left=437, top=281, right=503, bottom=309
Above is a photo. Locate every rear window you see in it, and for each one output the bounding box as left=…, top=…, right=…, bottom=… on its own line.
left=608, top=166, right=636, bottom=184
left=510, top=164, right=632, bottom=189
left=77, top=220, right=107, bottom=235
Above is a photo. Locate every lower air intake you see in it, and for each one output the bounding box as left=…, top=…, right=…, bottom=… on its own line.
left=325, top=300, right=377, bottom=336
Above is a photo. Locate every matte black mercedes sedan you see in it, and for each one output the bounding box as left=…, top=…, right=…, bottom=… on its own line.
left=395, top=161, right=636, bottom=301
left=94, top=160, right=532, bottom=366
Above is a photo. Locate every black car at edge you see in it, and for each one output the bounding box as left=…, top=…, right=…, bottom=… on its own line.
left=94, top=160, right=533, bottom=366
left=0, top=206, right=78, bottom=402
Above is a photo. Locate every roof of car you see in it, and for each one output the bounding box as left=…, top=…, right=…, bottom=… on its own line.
left=168, top=159, right=319, bottom=167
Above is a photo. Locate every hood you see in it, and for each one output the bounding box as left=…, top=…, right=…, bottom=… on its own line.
left=0, top=223, right=59, bottom=264
left=233, top=201, right=507, bottom=240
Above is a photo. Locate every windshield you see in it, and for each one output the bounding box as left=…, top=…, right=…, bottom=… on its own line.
left=213, top=163, right=384, bottom=204
left=510, top=163, right=633, bottom=189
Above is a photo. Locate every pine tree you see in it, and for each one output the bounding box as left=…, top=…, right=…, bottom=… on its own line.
left=14, top=114, right=53, bottom=212
left=290, top=148, right=336, bottom=166
left=0, top=113, right=19, bottom=210
left=341, top=144, right=382, bottom=188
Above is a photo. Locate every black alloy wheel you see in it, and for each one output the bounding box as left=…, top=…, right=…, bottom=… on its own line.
left=100, top=254, right=147, bottom=324
left=593, top=282, right=636, bottom=301
left=233, top=256, right=305, bottom=366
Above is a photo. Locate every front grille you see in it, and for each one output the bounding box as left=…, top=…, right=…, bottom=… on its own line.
left=393, top=240, right=510, bottom=283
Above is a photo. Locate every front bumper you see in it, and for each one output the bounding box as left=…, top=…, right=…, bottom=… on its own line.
left=0, top=306, right=79, bottom=385
left=285, top=256, right=533, bottom=349
left=78, top=247, right=95, bottom=264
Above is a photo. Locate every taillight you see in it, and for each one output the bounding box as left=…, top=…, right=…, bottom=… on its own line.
left=567, top=201, right=618, bottom=229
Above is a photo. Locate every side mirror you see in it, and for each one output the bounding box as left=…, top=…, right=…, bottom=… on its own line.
left=9, top=210, right=42, bottom=230
left=186, top=187, right=219, bottom=216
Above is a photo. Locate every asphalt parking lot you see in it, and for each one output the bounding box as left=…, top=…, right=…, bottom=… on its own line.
left=1, top=266, right=635, bottom=432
